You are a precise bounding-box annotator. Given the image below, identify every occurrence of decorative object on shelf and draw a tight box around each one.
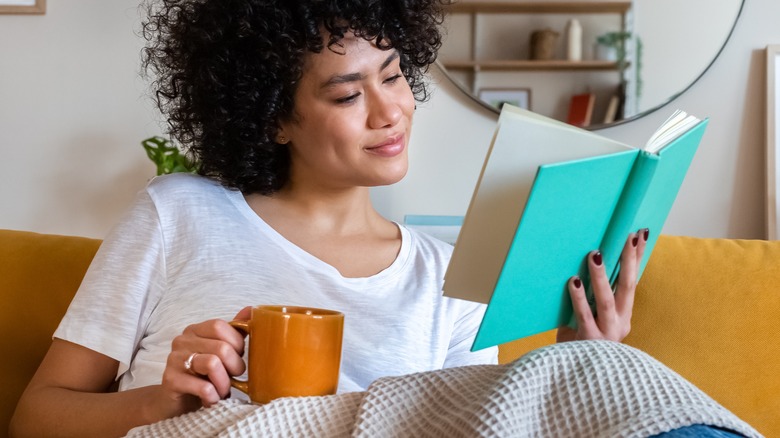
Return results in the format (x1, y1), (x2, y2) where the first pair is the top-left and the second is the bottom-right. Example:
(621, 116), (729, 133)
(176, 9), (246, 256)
(594, 31), (643, 101)
(566, 19), (583, 61)
(595, 31), (631, 64)
(142, 136), (199, 175)
(0, 0), (45, 14)
(478, 88), (532, 111)
(530, 28), (559, 60)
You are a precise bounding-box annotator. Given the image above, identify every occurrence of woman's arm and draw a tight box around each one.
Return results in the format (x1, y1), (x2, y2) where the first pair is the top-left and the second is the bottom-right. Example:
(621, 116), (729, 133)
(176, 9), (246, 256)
(11, 339), (169, 438)
(11, 312), (248, 438)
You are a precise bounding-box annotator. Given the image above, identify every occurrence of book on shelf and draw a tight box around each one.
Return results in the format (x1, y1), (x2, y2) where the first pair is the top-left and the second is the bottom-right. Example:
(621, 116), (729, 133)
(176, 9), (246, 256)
(566, 93), (595, 127)
(603, 95), (620, 124)
(443, 105), (708, 351)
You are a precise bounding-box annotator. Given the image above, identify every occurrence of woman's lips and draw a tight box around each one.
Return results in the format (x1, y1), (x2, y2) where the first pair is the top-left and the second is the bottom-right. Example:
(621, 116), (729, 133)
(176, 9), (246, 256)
(366, 135), (405, 157)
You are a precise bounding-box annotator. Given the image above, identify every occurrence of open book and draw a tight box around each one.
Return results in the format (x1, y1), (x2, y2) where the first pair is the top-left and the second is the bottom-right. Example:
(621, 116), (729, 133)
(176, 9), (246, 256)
(443, 106), (708, 351)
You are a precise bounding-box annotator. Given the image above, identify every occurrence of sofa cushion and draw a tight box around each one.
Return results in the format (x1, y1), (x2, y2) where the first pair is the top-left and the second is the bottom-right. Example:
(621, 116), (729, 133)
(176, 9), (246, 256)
(0, 229), (101, 434)
(498, 235), (780, 437)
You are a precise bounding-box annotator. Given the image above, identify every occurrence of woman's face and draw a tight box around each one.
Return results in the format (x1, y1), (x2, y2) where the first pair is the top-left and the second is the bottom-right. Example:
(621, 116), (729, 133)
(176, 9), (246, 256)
(278, 33), (416, 192)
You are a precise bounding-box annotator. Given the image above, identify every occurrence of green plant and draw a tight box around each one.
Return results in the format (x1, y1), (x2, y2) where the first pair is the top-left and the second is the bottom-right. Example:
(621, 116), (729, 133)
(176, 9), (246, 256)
(596, 31), (632, 65)
(596, 31), (643, 100)
(142, 136), (199, 176)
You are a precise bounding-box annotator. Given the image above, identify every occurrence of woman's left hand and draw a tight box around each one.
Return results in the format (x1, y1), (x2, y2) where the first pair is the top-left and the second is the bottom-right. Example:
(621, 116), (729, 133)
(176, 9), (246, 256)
(556, 229), (648, 343)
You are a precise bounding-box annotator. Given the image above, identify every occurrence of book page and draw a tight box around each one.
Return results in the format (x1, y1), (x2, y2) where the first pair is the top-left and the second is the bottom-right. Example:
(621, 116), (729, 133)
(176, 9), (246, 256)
(645, 110), (702, 153)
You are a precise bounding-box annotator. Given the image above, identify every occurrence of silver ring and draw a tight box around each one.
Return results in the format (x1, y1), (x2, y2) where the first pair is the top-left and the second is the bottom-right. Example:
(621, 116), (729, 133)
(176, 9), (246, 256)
(184, 352), (199, 373)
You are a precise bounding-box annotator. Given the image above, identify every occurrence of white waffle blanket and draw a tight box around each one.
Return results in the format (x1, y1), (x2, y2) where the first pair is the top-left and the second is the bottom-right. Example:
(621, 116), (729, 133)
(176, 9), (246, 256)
(125, 341), (762, 438)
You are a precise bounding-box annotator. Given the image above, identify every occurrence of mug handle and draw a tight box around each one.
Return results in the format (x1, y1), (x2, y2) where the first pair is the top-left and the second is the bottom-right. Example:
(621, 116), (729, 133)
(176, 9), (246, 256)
(228, 319), (250, 395)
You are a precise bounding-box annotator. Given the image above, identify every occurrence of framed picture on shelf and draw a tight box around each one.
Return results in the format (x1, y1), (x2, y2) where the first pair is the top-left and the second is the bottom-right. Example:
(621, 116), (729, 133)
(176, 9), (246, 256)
(0, 0), (45, 14)
(478, 88), (531, 111)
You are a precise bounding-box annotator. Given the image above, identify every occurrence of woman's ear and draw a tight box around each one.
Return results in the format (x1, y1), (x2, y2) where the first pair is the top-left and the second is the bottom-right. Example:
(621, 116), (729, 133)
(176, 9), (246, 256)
(275, 128), (290, 145)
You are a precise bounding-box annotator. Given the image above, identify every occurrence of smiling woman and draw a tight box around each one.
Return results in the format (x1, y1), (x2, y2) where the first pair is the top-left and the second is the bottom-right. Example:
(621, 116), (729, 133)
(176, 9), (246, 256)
(273, 40), (415, 191)
(9, 1), (748, 437)
(9, 1), (505, 436)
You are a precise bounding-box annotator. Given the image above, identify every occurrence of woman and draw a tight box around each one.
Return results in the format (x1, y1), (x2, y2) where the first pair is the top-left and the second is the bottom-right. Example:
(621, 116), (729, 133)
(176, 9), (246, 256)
(10, 0), (644, 436)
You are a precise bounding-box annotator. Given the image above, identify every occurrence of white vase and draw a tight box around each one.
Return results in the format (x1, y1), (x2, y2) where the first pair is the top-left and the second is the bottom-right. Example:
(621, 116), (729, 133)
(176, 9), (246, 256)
(566, 19), (582, 61)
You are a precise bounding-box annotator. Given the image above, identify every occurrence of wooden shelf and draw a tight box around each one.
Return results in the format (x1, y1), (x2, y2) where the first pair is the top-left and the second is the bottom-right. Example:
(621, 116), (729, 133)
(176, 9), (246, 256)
(442, 60), (623, 71)
(449, 1), (632, 15)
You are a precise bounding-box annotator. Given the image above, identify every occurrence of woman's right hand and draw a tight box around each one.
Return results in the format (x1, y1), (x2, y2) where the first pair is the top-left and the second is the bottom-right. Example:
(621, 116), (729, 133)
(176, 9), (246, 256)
(157, 307), (251, 415)
(11, 308), (253, 437)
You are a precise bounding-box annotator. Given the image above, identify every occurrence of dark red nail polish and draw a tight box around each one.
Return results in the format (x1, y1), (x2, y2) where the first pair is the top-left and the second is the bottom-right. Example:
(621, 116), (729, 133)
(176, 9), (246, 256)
(592, 251), (602, 266)
(632, 236), (639, 247)
(643, 228), (649, 241)
(573, 277), (582, 288)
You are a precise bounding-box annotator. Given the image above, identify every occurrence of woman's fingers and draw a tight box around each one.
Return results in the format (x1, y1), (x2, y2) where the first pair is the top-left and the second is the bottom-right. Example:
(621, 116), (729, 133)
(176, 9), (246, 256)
(615, 228), (648, 317)
(587, 250), (616, 325)
(614, 232), (639, 317)
(165, 318), (248, 404)
(184, 319), (246, 355)
(180, 350), (236, 404)
(233, 306), (252, 321)
(567, 275), (597, 334)
(162, 351), (222, 406)
(562, 231), (647, 343)
(174, 335), (246, 377)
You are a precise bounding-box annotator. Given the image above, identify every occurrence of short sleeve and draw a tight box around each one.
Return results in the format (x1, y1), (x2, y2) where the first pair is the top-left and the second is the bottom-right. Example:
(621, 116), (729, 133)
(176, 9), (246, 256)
(443, 300), (499, 368)
(53, 188), (167, 378)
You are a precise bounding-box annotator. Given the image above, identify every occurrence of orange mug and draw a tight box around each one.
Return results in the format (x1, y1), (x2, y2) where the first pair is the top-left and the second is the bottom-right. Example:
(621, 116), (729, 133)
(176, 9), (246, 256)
(229, 305), (344, 404)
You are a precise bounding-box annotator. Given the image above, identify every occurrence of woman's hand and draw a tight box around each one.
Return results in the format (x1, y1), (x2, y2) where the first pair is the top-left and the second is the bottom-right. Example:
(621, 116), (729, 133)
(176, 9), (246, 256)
(157, 307), (251, 415)
(557, 229), (648, 343)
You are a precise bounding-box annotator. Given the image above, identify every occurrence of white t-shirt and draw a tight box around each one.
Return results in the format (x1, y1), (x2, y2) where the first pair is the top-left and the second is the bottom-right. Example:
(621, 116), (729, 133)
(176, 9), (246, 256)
(55, 174), (497, 394)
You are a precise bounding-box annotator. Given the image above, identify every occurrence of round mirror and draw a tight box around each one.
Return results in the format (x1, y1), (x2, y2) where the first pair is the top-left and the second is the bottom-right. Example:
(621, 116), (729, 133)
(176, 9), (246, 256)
(437, 0), (744, 129)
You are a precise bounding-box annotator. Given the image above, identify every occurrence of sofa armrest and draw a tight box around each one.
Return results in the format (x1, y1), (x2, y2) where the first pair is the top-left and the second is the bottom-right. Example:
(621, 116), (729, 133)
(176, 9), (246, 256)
(0, 229), (101, 434)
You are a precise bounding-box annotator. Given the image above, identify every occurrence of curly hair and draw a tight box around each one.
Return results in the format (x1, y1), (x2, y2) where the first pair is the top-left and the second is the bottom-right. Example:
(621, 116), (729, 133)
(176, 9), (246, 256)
(141, 0), (448, 195)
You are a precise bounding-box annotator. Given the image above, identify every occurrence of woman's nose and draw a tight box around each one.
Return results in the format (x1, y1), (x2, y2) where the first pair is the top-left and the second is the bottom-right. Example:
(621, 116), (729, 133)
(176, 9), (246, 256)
(367, 92), (403, 129)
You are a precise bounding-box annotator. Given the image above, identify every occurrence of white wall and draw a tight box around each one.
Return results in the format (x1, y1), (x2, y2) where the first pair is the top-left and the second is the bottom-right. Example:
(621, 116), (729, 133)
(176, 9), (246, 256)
(1, 0), (777, 240)
(0, 0), (160, 238)
(635, 0), (742, 118)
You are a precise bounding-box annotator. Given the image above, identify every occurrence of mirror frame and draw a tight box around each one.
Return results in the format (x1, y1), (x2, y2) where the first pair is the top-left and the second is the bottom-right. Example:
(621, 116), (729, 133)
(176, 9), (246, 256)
(436, 0), (745, 130)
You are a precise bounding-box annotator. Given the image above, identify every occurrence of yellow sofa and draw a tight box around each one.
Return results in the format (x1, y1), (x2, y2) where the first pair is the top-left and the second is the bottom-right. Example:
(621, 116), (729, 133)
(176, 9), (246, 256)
(2, 229), (778, 436)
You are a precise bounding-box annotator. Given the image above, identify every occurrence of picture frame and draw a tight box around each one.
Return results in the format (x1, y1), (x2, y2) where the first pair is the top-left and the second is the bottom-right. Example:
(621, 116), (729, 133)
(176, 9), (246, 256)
(0, 0), (45, 14)
(767, 45), (780, 240)
(478, 88), (532, 111)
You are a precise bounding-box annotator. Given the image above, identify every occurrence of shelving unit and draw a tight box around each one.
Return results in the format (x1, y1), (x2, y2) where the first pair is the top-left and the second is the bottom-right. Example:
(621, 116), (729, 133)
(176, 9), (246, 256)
(443, 59), (621, 71)
(439, 0), (635, 123)
(449, 1), (630, 15)
(442, 1), (632, 73)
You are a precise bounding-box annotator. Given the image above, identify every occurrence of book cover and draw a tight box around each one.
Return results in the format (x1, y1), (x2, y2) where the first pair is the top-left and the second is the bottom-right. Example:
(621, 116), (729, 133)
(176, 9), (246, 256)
(566, 93), (595, 127)
(443, 106), (708, 351)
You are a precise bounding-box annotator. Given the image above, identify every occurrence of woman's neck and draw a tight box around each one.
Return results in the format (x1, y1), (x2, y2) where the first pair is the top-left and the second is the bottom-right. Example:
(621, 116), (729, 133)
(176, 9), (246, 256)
(244, 187), (402, 278)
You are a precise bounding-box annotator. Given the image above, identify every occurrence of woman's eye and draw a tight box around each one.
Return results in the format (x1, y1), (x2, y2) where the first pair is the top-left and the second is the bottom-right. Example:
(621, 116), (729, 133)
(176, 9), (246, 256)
(335, 93), (360, 104)
(384, 74), (403, 84)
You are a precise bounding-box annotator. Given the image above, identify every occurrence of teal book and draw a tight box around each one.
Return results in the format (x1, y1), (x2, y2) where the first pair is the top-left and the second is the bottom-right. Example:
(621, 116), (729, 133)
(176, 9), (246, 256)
(442, 106), (708, 351)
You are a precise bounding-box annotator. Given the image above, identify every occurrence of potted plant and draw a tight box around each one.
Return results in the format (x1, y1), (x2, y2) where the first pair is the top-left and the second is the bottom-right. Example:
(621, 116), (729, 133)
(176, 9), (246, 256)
(595, 31), (632, 65)
(595, 31), (643, 100)
(142, 136), (199, 175)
